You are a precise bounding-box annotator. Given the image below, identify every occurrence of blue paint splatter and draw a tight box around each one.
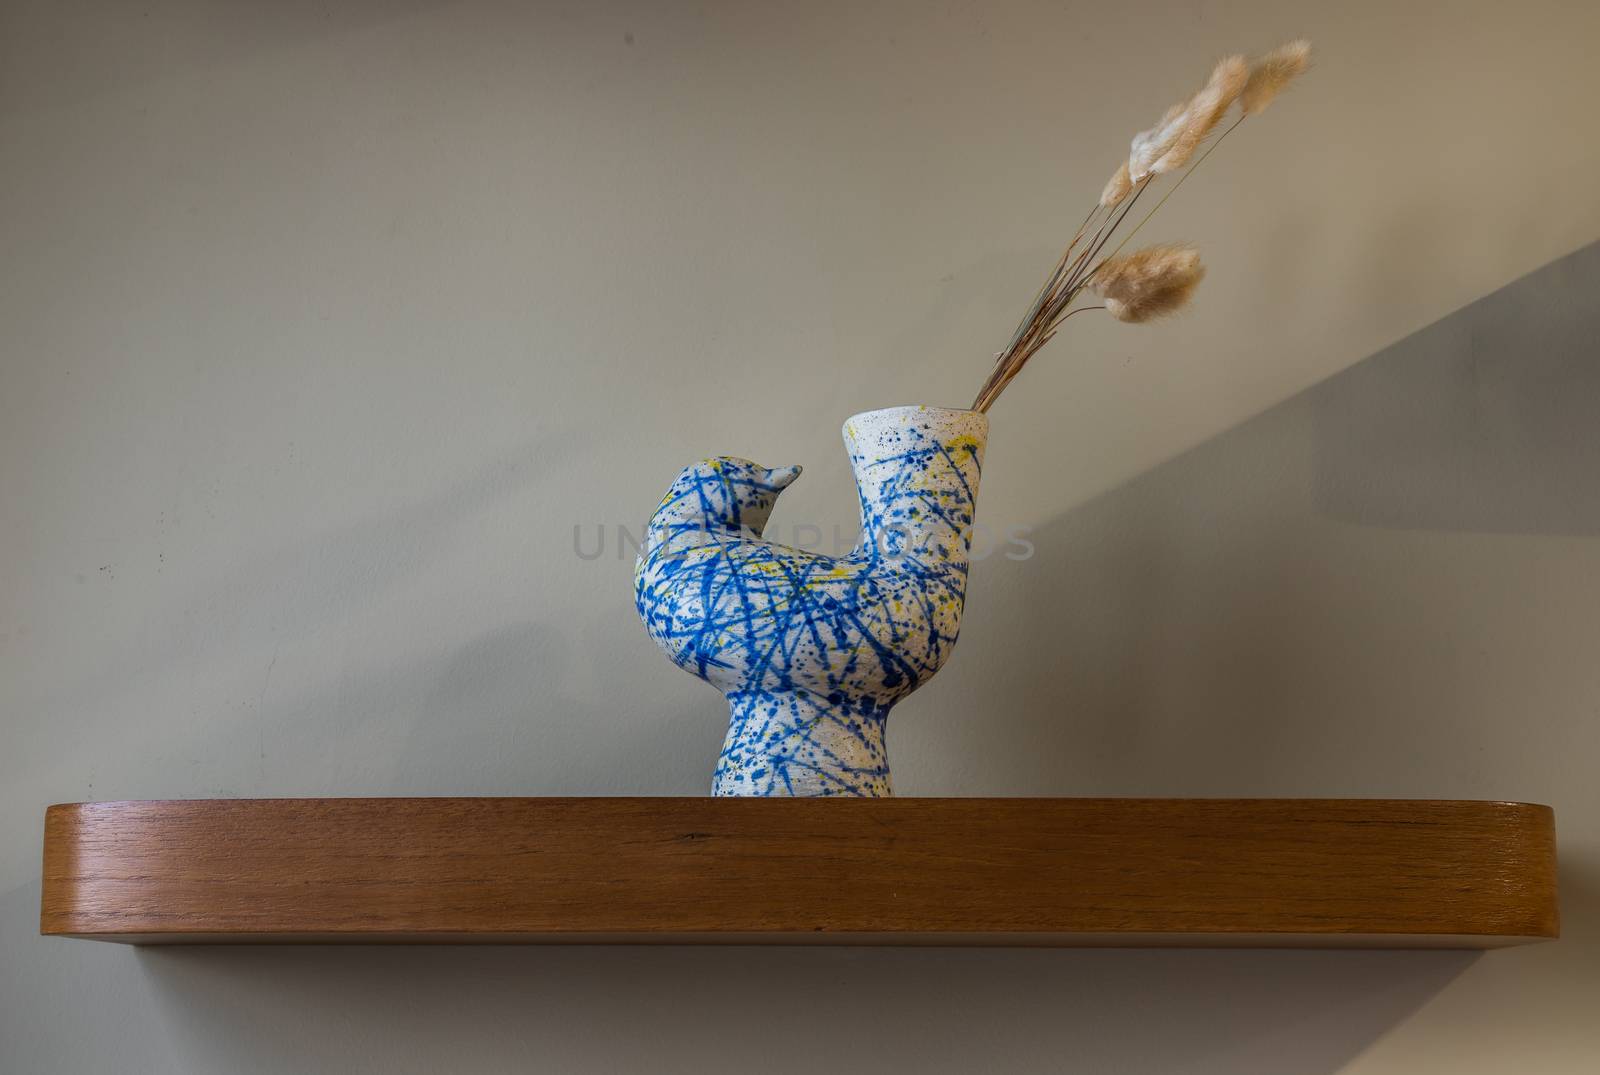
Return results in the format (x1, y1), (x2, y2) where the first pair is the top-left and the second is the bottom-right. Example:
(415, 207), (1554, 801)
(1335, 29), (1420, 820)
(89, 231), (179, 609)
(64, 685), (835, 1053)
(635, 407), (987, 796)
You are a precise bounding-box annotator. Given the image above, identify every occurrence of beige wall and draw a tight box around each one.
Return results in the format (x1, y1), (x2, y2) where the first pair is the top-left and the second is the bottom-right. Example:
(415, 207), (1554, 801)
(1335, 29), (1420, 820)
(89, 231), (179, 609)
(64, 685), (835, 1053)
(4, 1), (1599, 1071)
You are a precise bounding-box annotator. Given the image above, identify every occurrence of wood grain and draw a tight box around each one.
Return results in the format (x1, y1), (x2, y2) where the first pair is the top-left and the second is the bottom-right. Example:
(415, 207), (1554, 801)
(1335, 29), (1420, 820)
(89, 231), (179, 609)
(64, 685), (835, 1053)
(39, 797), (1558, 946)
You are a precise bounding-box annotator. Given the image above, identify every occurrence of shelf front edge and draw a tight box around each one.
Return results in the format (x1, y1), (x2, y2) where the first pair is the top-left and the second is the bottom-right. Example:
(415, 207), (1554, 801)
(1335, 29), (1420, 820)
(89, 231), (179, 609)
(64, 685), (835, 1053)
(41, 797), (1559, 947)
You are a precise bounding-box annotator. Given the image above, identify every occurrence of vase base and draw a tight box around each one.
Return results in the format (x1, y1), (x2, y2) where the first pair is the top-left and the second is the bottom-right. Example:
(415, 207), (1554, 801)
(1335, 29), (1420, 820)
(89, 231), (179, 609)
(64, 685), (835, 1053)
(713, 690), (892, 797)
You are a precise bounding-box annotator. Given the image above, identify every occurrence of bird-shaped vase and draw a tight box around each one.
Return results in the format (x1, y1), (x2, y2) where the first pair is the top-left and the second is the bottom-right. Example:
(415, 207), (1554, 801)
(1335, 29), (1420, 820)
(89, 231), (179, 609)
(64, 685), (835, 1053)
(635, 405), (987, 796)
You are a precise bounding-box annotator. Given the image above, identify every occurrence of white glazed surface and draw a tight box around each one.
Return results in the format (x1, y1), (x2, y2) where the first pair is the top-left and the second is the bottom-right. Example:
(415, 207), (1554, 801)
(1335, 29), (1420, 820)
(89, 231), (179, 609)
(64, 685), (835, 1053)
(636, 406), (987, 794)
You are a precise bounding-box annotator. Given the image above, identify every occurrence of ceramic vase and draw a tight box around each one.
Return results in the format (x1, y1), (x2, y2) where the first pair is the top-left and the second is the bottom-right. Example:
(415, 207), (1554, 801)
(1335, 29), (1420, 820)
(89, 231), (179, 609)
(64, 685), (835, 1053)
(635, 405), (987, 796)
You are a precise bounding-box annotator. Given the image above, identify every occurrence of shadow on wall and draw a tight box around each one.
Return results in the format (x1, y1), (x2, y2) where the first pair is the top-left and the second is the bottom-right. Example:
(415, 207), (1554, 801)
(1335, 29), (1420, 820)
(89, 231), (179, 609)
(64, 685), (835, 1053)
(930, 239), (1600, 800)
(131, 942), (1475, 1075)
(1311, 240), (1600, 534)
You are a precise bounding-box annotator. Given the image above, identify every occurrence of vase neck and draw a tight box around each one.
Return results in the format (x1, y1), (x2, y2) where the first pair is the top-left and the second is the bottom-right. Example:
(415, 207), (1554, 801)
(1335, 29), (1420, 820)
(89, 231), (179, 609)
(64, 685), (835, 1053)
(843, 406), (987, 561)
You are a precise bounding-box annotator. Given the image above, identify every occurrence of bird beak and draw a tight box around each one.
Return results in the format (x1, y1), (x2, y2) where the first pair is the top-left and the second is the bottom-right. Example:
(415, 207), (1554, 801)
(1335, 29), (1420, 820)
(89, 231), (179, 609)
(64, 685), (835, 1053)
(765, 465), (802, 490)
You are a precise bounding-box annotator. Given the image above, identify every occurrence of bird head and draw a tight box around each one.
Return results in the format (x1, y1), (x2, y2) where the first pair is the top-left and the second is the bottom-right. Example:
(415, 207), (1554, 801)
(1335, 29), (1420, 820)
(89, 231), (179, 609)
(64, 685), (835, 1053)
(656, 456), (802, 539)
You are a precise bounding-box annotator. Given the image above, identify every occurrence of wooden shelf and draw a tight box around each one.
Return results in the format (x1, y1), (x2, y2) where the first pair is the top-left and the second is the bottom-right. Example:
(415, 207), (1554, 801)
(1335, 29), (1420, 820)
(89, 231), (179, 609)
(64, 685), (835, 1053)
(40, 797), (1557, 947)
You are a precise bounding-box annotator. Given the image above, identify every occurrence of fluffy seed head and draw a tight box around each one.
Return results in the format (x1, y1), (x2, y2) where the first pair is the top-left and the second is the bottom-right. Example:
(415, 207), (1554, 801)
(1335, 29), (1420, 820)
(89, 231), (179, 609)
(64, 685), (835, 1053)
(1241, 39), (1312, 115)
(1100, 161), (1132, 207)
(1091, 243), (1206, 322)
(1128, 101), (1190, 182)
(1151, 55), (1249, 175)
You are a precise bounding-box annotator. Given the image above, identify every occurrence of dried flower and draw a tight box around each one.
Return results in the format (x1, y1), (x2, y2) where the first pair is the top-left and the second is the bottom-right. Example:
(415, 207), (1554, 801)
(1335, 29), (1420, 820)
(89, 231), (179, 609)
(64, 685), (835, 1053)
(971, 40), (1311, 412)
(1100, 161), (1132, 207)
(1128, 102), (1190, 183)
(1241, 39), (1312, 115)
(1150, 56), (1248, 176)
(1090, 243), (1206, 322)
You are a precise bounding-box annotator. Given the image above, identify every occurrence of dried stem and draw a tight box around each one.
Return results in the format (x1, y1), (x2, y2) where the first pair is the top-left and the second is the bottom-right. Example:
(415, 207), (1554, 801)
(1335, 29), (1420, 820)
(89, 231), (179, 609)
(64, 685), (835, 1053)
(970, 179), (1150, 413)
(974, 305), (1105, 413)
